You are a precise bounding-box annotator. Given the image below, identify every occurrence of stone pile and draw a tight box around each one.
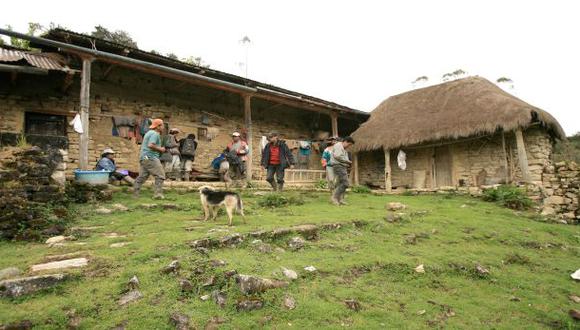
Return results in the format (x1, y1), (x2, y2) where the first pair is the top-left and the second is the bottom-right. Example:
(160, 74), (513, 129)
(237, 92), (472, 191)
(540, 161), (579, 223)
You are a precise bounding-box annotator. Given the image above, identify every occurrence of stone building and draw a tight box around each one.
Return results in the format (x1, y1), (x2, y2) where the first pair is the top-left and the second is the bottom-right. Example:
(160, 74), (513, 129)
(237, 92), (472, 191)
(350, 77), (566, 192)
(0, 29), (368, 184)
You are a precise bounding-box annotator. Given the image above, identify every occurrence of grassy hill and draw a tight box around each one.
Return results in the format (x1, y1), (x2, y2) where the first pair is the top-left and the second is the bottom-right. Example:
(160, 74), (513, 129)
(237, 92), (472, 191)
(1, 190), (579, 329)
(554, 133), (580, 163)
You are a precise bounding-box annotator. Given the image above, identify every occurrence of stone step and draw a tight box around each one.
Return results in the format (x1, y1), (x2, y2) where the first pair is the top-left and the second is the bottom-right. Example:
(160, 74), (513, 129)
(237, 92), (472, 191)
(31, 258), (88, 272)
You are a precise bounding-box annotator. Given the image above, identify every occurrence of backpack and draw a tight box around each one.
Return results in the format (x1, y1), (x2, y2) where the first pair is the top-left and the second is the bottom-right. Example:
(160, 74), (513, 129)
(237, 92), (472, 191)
(180, 138), (197, 157)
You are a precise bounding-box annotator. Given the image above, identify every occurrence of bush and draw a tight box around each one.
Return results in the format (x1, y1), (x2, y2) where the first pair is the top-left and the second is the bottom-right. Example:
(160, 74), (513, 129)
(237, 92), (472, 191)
(315, 180), (328, 189)
(351, 185), (371, 194)
(482, 185), (532, 210)
(257, 194), (305, 208)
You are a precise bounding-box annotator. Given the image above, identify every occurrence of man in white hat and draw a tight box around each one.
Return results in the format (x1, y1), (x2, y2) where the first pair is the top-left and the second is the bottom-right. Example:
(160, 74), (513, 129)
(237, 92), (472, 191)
(95, 148), (134, 184)
(225, 131), (249, 178)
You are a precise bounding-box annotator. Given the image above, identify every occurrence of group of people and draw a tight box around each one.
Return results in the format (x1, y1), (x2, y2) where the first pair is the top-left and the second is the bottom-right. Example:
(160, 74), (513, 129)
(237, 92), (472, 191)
(97, 117), (356, 203)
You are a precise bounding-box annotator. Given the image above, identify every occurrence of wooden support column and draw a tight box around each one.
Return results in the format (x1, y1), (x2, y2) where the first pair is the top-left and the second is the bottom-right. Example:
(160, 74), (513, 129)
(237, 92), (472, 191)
(330, 112), (338, 137)
(384, 148), (392, 192)
(353, 152), (359, 186)
(515, 128), (531, 183)
(79, 57), (93, 170)
(244, 94), (253, 182)
(501, 131), (510, 183)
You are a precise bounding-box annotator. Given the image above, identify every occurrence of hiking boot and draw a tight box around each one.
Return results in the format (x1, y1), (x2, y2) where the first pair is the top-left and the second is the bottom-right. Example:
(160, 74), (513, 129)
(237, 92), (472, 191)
(269, 181), (277, 191)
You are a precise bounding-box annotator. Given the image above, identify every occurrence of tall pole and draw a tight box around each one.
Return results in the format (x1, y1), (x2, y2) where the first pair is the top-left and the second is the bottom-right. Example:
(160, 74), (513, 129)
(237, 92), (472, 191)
(515, 129), (531, 183)
(330, 112), (338, 137)
(79, 57), (93, 170)
(244, 94), (253, 182)
(384, 148), (392, 192)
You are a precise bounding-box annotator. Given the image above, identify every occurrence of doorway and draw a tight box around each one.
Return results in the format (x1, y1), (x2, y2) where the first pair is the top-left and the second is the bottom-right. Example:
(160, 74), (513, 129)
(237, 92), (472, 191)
(433, 146), (452, 187)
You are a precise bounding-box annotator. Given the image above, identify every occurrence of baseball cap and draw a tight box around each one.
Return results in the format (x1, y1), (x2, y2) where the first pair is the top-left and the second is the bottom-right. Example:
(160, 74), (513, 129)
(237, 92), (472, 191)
(149, 119), (164, 129)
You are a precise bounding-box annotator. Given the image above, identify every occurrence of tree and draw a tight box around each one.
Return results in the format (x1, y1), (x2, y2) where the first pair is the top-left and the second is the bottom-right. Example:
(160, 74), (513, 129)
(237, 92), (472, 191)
(496, 77), (514, 89)
(5, 23), (44, 49)
(91, 25), (138, 48)
(182, 56), (210, 68)
(411, 76), (429, 88)
(166, 53), (179, 60)
(442, 69), (468, 81)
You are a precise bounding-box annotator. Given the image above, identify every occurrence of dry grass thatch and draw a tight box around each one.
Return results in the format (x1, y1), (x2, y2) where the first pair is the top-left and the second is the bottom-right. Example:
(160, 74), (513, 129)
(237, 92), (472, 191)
(352, 77), (565, 152)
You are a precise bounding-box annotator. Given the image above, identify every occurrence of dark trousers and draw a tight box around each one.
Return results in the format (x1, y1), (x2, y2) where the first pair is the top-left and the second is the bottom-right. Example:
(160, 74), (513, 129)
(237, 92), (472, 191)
(333, 164), (349, 201)
(266, 165), (285, 184)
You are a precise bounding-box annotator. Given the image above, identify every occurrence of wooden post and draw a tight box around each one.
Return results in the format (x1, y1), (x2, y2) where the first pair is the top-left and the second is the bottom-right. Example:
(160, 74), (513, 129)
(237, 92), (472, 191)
(79, 57), (93, 170)
(244, 94), (253, 182)
(330, 112), (338, 137)
(515, 128), (531, 183)
(353, 152), (359, 186)
(501, 131), (510, 183)
(384, 148), (392, 193)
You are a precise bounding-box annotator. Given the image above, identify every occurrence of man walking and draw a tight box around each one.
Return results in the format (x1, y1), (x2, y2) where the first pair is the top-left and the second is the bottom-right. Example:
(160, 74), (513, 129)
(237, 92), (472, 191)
(179, 133), (198, 181)
(330, 136), (355, 205)
(261, 132), (295, 191)
(133, 119), (166, 199)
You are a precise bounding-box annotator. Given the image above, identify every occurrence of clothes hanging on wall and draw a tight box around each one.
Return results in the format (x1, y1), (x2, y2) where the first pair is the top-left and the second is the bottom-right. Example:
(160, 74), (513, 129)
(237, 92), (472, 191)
(397, 150), (407, 170)
(69, 114), (83, 134)
(297, 140), (312, 169)
(112, 116), (137, 140)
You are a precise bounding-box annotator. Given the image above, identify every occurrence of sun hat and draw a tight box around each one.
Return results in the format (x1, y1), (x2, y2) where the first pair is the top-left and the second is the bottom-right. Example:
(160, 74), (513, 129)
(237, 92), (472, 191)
(102, 148), (115, 155)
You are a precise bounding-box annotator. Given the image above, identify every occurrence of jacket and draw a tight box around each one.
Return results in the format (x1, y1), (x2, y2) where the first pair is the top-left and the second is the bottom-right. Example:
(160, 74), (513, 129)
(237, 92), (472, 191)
(96, 157), (116, 172)
(330, 142), (351, 167)
(261, 141), (295, 169)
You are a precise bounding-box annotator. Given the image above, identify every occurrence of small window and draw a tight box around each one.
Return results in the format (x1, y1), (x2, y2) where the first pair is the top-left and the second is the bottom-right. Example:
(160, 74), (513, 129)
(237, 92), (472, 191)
(198, 127), (208, 141)
(25, 112), (66, 136)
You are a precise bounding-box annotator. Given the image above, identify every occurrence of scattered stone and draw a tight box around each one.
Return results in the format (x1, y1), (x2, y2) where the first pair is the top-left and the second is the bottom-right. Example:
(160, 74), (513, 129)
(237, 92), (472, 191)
(236, 298), (264, 311)
(169, 313), (190, 330)
(259, 315), (273, 326)
(509, 296), (521, 302)
(292, 224), (319, 240)
(288, 236), (305, 250)
(111, 203), (129, 212)
(43, 252), (84, 263)
(224, 269), (238, 278)
(283, 295), (296, 310)
(212, 290), (227, 308)
(180, 279), (193, 293)
(104, 232), (127, 238)
(161, 260), (181, 274)
(414, 264), (425, 274)
(571, 269), (580, 280)
(475, 264), (490, 276)
(110, 320), (128, 330)
(220, 233), (243, 246)
(118, 290), (143, 306)
(344, 299), (361, 311)
(0, 267), (21, 280)
(570, 309), (580, 321)
(417, 310), (426, 316)
(235, 274), (288, 295)
(304, 266), (317, 273)
(0, 274), (67, 297)
(387, 202), (406, 211)
(195, 247), (210, 256)
(140, 203), (158, 209)
(95, 207), (112, 215)
(31, 258), (88, 272)
(200, 294), (211, 301)
(275, 247), (286, 253)
(110, 242), (131, 248)
(66, 310), (82, 329)
(203, 276), (216, 287)
(204, 316), (226, 330)
(210, 260), (227, 267)
(128, 275), (140, 290)
(570, 295), (580, 303)
(251, 239), (262, 244)
(281, 267), (298, 280)
(0, 320), (33, 330)
(255, 243), (273, 254)
(45, 235), (68, 245)
(162, 203), (179, 210)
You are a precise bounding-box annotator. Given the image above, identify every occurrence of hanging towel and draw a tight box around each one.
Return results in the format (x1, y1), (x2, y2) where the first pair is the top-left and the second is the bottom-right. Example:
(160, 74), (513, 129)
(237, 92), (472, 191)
(397, 150), (407, 170)
(260, 136), (268, 151)
(69, 114), (83, 134)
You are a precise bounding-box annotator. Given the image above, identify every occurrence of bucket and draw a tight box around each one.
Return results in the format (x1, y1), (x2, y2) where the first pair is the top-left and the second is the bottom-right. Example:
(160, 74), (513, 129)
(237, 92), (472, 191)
(74, 170), (111, 185)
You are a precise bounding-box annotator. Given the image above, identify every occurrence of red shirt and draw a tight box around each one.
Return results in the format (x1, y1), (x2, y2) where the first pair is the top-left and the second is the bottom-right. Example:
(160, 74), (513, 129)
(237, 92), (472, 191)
(269, 145), (281, 165)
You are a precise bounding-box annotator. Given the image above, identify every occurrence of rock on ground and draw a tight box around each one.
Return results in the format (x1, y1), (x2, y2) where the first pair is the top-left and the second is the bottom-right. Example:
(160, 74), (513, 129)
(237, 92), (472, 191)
(0, 274), (67, 297)
(118, 290), (143, 306)
(169, 313), (190, 330)
(236, 298), (264, 311)
(283, 295), (296, 310)
(414, 264), (425, 273)
(31, 258), (88, 272)
(288, 237), (305, 250)
(95, 207), (112, 215)
(344, 299), (361, 311)
(387, 202), (407, 211)
(0, 319), (33, 329)
(304, 266), (317, 273)
(111, 203), (129, 212)
(281, 267), (298, 280)
(0, 267), (21, 281)
(180, 279), (193, 293)
(235, 274), (288, 295)
(128, 275), (140, 290)
(571, 269), (580, 280)
(161, 260), (181, 274)
(212, 290), (227, 308)
(110, 242), (131, 248)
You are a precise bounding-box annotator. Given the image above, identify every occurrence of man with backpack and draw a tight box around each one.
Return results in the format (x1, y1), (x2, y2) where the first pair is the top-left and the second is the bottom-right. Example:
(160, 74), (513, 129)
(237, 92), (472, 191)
(179, 133), (198, 181)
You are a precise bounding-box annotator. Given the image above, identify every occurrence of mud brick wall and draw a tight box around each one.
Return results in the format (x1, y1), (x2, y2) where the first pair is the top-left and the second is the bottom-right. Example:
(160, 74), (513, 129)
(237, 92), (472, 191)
(540, 161), (579, 223)
(0, 65), (359, 178)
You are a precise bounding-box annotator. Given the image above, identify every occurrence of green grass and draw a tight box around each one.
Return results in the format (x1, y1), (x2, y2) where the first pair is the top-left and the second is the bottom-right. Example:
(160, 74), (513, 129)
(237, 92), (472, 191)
(1, 190), (579, 329)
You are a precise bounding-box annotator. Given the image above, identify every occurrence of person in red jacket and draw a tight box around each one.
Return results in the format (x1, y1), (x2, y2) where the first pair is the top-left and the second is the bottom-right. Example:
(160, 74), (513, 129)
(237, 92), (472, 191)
(260, 132), (295, 191)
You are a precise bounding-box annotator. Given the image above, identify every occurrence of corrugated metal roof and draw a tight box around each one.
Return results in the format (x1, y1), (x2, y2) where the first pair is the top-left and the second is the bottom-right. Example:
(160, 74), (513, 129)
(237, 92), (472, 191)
(0, 48), (68, 71)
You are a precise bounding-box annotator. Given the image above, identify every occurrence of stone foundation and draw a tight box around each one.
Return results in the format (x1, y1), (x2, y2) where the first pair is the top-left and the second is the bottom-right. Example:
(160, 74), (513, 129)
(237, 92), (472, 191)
(539, 161), (579, 223)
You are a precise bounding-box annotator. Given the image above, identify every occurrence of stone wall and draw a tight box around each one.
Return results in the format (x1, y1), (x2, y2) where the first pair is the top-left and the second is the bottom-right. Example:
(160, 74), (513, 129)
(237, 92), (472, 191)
(540, 161), (579, 223)
(356, 127), (555, 190)
(0, 66), (359, 179)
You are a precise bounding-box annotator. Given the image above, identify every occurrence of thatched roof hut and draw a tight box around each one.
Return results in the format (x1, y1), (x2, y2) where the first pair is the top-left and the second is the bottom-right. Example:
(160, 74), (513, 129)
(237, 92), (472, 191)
(352, 77), (565, 152)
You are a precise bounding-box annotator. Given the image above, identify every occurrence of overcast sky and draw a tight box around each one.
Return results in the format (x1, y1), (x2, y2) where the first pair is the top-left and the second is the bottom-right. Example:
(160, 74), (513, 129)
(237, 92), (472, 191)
(3, 0), (579, 135)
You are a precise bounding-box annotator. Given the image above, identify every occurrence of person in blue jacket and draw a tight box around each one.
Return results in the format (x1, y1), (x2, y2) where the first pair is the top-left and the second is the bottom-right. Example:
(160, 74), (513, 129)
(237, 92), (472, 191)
(96, 148), (134, 184)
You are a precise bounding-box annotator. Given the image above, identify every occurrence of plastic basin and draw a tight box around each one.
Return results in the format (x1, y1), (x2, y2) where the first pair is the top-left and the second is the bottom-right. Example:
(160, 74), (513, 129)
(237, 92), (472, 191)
(74, 170), (111, 185)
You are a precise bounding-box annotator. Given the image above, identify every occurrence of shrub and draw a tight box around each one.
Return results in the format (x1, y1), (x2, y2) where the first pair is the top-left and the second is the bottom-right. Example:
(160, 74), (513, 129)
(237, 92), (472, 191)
(482, 185), (532, 210)
(315, 180), (327, 189)
(351, 185), (371, 194)
(257, 193), (305, 208)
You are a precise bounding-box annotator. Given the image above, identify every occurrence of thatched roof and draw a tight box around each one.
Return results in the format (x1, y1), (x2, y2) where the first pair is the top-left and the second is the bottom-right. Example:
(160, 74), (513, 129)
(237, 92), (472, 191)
(352, 77), (565, 152)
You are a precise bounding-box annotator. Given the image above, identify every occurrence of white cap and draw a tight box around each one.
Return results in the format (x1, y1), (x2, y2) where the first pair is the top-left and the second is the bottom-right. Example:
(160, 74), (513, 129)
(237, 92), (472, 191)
(232, 132), (241, 137)
(102, 148), (115, 155)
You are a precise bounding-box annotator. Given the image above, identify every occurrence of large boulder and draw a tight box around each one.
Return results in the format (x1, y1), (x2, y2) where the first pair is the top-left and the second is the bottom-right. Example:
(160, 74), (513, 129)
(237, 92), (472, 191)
(0, 274), (67, 297)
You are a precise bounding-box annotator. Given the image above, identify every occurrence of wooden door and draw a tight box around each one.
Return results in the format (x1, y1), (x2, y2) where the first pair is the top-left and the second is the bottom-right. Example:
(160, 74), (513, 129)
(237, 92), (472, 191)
(434, 146), (452, 187)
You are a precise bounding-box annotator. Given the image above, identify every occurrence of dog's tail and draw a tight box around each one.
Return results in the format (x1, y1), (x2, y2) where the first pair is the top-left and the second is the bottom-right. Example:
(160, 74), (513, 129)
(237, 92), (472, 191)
(237, 194), (245, 217)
